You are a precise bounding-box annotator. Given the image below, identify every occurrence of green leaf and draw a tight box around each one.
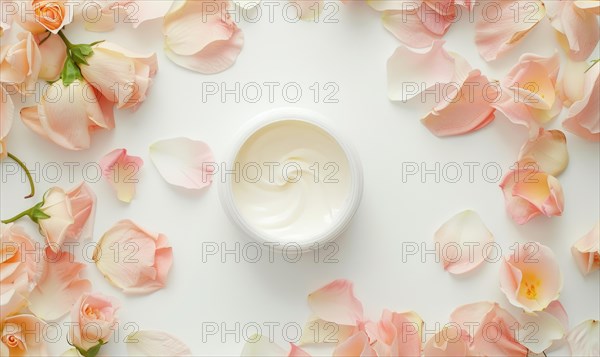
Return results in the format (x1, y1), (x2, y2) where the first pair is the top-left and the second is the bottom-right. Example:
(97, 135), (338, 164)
(61, 57), (82, 86)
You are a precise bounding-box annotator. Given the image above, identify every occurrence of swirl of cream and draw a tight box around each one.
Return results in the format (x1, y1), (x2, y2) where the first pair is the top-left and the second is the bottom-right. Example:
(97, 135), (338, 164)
(232, 120), (351, 242)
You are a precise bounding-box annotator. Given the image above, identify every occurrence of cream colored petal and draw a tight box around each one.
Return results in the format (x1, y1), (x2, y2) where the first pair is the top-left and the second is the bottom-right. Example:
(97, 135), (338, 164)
(387, 40), (456, 102)
(433, 210), (494, 274)
(518, 129), (569, 176)
(126, 330), (191, 356)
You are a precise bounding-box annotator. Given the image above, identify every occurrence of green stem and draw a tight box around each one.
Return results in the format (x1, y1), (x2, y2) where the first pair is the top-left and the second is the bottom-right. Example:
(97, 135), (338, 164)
(1, 207), (33, 224)
(38, 31), (52, 46)
(57, 30), (74, 49)
(7, 152), (35, 199)
(585, 59), (599, 73)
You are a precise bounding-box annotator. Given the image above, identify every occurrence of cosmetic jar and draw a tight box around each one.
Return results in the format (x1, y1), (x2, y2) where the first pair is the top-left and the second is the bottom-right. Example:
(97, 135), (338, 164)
(219, 108), (363, 250)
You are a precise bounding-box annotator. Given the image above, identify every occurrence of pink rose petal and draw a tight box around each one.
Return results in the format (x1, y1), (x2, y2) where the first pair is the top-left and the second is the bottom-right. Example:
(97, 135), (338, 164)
(549, 1), (600, 61)
(567, 320), (599, 356)
(433, 210), (494, 275)
(163, 0), (244, 74)
(388, 40), (456, 102)
(332, 331), (376, 357)
(94, 220), (173, 294)
(475, 0), (546, 61)
(100, 149), (143, 203)
(149, 137), (215, 190)
(28, 247), (92, 321)
(422, 70), (496, 136)
(563, 64), (600, 141)
(518, 129), (569, 176)
(307, 279), (364, 326)
(571, 221), (600, 275)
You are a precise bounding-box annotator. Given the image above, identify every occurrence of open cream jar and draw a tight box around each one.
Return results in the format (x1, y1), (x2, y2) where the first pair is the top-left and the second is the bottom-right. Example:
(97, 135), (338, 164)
(219, 108), (363, 249)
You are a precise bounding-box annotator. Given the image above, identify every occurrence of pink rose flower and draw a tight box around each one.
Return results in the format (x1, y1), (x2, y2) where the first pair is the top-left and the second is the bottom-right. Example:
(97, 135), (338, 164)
(0, 32), (41, 93)
(20, 79), (114, 150)
(80, 42), (157, 110)
(69, 292), (119, 352)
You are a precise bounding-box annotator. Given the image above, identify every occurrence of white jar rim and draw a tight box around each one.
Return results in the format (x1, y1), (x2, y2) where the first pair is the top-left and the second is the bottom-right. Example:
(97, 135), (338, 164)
(218, 107), (364, 251)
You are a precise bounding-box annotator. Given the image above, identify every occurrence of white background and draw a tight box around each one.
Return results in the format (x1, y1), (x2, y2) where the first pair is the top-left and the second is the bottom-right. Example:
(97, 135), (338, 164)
(1, 1), (599, 356)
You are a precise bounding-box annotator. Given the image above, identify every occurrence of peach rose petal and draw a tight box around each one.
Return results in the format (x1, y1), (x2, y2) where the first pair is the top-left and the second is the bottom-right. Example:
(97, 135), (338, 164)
(289, 0), (323, 21)
(36, 33), (66, 81)
(126, 330), (192, 356)
(567, 320), (599, 356)
(388, 40), (456, 102)
(558, 58), (588, 107)
(383, 9), (442, 49)
(100, 149), (143, 203)
(549, 1), (600, 61)
(84, 0), (173, 31)
(423, 326), (469, 357)
(500, 168), (564, 224)
(64, 182), (96, 243)
(365, 310), (423, 356)
(493, 53), (562, 139)
(475, 0), (546, 61)
(0, 223), (40, 321)
(80, 42), (158, 110)
(300, 317), (355, 345)
(451, 301), (528, 356)
(518, 129), (569, 176)
(241, 334), (287, 356)
(20, 79), (114, 150)
(563, 64), (599, 141)
(288, 344), (311, 357)
(333, 331), (376, 357)
(0, 32), (42, 93)
(163, 0), (244, 74)
(367, 0), (406, 11)
(94, 220), (173, 294)
(545, 300), (570, 332)
(422, 70), (496, 136)
(500, 242), (563, 312)
(517, 308), (566, 353)
(28, 247), (92, 321)
(0, 86), (14, 157)
(241, 334), (309, 356)
(132, 0), (174, 27)
(234, 1), (261, 10)
(575, 1), (600, 13)
(149, 137), (215, 190)
(38, 187), (75, 249)
(572, 221), (600, 275)
(433, 210), (494, 274)
(307, 279), (364, 326)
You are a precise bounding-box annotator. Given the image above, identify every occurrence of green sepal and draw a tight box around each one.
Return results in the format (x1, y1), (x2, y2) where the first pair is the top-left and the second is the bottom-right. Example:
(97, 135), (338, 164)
(61, 56), (82, 86)
(75, 340), (105, 357)
(29, 202), (50, 223)
(70, 44), (94, 65)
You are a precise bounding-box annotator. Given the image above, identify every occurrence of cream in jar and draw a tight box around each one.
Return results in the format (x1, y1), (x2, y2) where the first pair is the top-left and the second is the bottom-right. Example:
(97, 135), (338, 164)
(231, 119), (351, 243)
